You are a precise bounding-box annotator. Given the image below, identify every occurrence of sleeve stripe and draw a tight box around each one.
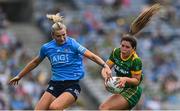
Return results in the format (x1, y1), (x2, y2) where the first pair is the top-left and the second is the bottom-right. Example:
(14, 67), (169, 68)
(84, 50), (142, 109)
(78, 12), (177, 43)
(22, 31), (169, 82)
(131, 70), (142, 75)
(107, 60), (114, 65)
(78, 46), (85, 52)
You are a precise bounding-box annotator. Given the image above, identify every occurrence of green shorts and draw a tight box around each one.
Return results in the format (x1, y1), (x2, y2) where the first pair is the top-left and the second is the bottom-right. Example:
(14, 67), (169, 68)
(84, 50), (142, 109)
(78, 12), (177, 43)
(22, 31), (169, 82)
(120, 86), (142, 109)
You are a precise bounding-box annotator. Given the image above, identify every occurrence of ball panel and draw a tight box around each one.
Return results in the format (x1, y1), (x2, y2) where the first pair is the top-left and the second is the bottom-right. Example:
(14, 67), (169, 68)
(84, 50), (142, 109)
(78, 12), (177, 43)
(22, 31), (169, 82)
(106, 77), (123, 93)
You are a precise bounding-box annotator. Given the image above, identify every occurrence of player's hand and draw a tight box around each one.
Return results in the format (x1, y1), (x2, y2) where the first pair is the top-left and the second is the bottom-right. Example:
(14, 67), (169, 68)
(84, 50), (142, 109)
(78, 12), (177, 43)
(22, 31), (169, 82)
(8, 76), (21, 85)
(115, 77), (127, 88)
(101, 65), (112, 83)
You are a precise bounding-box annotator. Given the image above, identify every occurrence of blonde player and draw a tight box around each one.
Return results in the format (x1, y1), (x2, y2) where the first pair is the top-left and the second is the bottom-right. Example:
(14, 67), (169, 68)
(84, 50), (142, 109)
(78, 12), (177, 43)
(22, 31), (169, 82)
(9, 13), (112, 110)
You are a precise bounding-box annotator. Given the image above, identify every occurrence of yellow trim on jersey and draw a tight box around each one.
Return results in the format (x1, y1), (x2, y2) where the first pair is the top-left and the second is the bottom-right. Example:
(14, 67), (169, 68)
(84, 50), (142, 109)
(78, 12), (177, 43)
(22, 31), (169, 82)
(132, 52), (139, 61)
(107, 60), (114, 66)
(131, 70), (142, 75)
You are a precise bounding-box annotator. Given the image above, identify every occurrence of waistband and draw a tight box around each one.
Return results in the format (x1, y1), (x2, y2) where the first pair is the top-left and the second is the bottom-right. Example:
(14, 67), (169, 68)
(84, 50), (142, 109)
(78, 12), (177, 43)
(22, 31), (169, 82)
(49, 80), (79, 84)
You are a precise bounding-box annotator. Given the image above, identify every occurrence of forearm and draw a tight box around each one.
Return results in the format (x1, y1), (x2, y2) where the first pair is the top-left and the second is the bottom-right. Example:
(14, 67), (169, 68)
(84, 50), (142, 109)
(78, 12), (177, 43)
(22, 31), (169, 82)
(18, 62), (38, 78)
(124, 77), (140, 86)
(18, 57), (41, 79)
(90, 54), (106, 67)
(83, 50), (108, 68)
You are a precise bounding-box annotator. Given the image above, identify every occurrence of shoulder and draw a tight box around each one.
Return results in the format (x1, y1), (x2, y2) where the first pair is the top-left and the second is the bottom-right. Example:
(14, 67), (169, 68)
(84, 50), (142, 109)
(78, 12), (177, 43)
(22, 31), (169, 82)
(112, 48), (120, 55)
(114, 48), (120, 52)
(65, 36), (75, 44)
(67, 36), (75, 41)
(66, 36), (82, 46)
(109, 48), (120, 60)
(132, 53), (142, 63)
(42, 40), (55, 48)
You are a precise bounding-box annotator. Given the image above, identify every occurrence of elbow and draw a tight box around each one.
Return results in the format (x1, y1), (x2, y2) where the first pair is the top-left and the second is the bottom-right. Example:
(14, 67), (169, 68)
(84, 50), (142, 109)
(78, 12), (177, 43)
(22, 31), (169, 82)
(134, 82), (140, 86)
(134, 79), (140, 86)
(129, 78), (140, 86)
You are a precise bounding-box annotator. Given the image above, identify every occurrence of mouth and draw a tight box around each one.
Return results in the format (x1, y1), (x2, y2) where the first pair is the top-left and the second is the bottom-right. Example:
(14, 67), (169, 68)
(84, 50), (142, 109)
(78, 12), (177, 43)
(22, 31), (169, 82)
(121, 50), (127, 53)
(59, 37), (66, 42)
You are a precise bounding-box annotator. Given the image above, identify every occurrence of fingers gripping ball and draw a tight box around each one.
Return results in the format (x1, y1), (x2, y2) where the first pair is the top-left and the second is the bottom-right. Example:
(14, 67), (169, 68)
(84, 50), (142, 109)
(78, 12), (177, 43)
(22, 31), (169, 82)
(106, 77), (123, 94)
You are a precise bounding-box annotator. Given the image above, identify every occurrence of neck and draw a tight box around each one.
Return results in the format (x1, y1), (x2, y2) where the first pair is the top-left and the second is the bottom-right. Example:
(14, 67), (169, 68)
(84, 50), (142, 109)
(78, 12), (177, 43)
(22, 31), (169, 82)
(55, 40), (65, 45)
(121, 51), (135, 61)
(121, 53), (128, 59)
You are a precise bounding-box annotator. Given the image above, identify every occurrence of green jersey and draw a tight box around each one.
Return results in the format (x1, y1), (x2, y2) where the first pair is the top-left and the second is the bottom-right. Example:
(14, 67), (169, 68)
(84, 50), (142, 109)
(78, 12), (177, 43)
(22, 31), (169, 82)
(109, 48), (142, 83)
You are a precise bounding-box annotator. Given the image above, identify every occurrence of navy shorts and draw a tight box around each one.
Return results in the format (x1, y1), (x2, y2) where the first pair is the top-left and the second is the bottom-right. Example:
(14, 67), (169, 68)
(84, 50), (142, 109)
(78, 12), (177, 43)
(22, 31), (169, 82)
(46, 80), (81, 100)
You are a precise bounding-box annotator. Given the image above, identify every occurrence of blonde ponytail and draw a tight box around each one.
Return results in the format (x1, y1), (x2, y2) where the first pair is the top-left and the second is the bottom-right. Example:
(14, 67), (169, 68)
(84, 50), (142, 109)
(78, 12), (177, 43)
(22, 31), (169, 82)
(46, 13), (66, 32)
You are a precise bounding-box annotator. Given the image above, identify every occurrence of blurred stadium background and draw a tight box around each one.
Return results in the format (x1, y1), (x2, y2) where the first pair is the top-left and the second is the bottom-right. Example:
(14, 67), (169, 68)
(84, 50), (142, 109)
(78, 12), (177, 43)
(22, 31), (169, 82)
(0, 0), (180, 110)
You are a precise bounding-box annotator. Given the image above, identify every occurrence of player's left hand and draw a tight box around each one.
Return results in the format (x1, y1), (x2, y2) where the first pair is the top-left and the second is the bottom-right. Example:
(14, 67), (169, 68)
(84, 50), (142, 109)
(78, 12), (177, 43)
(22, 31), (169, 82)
(115, 77), (127, 88)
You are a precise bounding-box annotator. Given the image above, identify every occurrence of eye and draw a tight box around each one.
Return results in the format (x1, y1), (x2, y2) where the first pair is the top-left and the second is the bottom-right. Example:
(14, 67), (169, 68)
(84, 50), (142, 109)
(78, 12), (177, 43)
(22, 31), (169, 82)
(60, 34), (66, 37)
(62, 34), (66, 37)
(56, 33), (66, 38)
(121, 44), (130, 48)
(125, 46), (130, 48)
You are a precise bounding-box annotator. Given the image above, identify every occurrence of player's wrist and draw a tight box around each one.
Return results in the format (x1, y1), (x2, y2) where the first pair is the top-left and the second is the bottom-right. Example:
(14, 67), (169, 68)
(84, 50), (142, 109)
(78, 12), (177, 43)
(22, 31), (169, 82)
(101, 63), (106, 68)
(16, 75), (22, 79)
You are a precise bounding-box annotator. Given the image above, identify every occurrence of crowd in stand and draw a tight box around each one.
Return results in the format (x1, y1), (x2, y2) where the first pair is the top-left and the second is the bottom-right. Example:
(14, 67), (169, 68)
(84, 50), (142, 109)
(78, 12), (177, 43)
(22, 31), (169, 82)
(0, 5), (49, 110)
(1, 0), (180, 110)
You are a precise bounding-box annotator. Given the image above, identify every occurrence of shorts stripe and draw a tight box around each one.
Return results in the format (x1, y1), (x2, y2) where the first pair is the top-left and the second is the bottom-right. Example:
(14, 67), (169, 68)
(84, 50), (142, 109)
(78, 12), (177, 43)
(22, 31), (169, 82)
(120, 86), (142, 109)
(126, 87), (138, 100)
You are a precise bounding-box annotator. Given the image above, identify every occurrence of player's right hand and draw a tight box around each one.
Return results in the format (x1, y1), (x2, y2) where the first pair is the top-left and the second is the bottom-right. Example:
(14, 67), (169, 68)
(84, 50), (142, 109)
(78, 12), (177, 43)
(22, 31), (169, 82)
(101, 66), (112, 83)
(8, 76), (21, 85)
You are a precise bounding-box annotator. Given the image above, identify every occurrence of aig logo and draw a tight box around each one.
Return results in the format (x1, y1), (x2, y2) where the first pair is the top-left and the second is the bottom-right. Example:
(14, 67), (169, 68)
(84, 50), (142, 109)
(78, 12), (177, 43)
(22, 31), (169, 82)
(50, 54), (69, 65)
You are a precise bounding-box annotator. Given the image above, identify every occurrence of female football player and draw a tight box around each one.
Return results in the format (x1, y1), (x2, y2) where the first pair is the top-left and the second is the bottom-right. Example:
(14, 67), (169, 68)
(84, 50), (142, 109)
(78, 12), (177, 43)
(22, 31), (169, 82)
(9, 13), (112, 110)
(99, 3), (160, 110)
(100, 35), (143, 110)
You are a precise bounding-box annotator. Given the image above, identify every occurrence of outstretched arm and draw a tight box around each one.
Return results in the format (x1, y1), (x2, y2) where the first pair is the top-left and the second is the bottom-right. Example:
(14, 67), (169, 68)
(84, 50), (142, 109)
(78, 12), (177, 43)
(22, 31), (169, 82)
(83, 50), (112, 80)
(9, 56), (42, 85)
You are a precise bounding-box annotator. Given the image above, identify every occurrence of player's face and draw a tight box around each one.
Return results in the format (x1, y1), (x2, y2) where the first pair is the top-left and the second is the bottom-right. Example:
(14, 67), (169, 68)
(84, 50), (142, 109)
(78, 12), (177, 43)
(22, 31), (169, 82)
(53, 29), (67, 44)
(120, 40), (133, 56)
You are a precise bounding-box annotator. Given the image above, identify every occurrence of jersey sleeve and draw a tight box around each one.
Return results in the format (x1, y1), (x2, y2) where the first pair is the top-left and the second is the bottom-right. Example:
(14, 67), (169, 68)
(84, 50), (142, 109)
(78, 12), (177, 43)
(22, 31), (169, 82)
(71, 39), (87, 55)
(38, 45), (46, 60)
(131, 58), (142, 75)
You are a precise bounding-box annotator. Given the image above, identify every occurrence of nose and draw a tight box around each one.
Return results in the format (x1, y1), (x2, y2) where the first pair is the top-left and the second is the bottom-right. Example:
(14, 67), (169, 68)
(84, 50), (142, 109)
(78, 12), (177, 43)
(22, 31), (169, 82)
(121, 46), (127, 50)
